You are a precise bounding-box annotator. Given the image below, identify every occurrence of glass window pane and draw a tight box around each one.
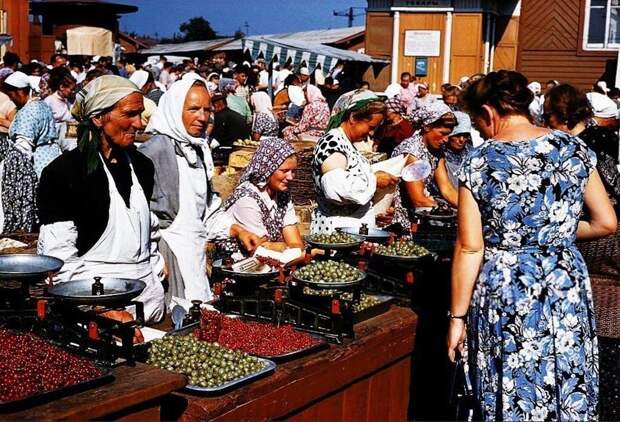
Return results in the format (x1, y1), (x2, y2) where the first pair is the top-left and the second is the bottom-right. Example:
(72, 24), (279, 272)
(612, 0), (620, 6)
(611, 7), (620, 43)
(592, 0), (607, 6)
(588, 7), (607, 44)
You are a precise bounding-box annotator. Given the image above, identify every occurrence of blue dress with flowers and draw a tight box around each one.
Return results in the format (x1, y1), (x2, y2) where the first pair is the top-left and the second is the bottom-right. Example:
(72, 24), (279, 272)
(459, 130), (598, 421)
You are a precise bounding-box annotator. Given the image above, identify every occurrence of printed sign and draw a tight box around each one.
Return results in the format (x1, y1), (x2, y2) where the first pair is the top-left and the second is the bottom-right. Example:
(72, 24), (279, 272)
(404, 30), (441, 57)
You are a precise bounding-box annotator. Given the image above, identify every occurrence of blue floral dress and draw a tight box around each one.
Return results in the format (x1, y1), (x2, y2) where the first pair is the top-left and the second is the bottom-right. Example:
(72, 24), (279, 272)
(459, 130), (599, 421)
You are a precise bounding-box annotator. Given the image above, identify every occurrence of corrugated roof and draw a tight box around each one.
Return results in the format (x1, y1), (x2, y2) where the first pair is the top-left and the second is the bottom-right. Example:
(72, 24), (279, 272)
(139, 38), (235, 55)
(214, 26), (365, 52)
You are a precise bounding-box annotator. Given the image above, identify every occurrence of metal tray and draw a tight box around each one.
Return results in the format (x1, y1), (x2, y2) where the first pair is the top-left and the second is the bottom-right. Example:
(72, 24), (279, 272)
(339, 227), (391, 243)
(184, 357), (276, 394)
(0, 363), (113, 412)
(372, 251), (434, 264)
(165, 320), (328, 363)
(213, 259), (279, 281)
(0, 254), (64, 281)
(304, 234), (365, 251)
(353, 294), (394, 324)
(291, 268), (366, 289)
(47, 278), (146, 304)
(415, 209), (457, 221)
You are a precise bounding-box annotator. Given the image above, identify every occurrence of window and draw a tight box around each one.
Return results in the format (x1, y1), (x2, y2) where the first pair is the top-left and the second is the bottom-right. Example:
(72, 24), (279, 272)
(585, 0), (620, 49)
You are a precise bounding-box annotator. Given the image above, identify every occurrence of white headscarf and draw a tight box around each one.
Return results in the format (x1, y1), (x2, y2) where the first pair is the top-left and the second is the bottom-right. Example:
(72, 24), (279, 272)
(4, 71), (35, 90)
(145, 73), (209, 166)
(250, 91), (273, 114)
(129, 70), (150, 90)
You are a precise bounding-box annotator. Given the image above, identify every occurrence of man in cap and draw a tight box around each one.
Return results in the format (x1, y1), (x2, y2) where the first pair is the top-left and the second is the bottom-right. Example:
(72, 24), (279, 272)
(37, 75), (165, 332)
(298, 67), (310, 87)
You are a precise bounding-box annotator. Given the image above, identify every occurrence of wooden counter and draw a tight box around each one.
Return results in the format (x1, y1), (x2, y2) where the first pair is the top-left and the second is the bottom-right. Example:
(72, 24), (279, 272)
(165, 306), (417, 421)
(3, 363), (186, 421)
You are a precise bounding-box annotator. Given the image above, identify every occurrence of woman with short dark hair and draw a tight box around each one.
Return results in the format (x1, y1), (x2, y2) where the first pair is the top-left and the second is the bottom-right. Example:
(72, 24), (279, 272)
(448, 70), (616, 420)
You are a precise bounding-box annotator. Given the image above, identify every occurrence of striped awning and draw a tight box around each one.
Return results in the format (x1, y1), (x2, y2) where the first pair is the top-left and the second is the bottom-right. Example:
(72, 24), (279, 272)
(242, 36), (387, 72)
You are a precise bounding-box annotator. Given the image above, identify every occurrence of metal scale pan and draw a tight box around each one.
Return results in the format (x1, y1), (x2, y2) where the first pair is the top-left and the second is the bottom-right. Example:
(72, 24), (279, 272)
(303, 234), (365, 252)
(212, 259), (280, 282)
(0, 254), (64, 282)
(47, 277), (146, 305)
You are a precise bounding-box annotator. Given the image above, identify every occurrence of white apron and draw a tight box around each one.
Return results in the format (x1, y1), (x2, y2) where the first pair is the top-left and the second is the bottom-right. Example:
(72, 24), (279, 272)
(62, 154), (164, 323)
(160, 156), (211, 302)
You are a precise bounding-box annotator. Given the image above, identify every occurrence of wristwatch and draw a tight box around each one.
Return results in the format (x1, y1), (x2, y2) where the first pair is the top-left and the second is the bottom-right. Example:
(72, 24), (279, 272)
(447, 310), (468, 321)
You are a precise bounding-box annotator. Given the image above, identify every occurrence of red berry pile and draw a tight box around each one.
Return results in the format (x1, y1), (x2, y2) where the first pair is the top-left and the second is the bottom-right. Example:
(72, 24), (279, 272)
(194, 311), (319, 357)
(0, 329), (102, 402)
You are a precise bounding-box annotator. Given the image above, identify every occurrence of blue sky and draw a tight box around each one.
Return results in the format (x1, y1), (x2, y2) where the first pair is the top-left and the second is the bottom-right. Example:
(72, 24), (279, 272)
(119, 0), (368, 38)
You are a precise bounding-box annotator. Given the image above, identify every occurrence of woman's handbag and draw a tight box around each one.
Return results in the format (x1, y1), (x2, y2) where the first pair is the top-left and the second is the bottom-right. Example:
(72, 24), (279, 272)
(448, 354), (479, 421)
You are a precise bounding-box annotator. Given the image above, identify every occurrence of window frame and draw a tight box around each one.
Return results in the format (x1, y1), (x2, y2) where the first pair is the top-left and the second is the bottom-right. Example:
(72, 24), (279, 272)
(583, 0), (620, 50)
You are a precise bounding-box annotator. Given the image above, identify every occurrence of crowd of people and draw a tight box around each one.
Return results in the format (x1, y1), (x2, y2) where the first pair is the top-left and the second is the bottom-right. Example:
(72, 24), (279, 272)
(0, 47), (618, 419)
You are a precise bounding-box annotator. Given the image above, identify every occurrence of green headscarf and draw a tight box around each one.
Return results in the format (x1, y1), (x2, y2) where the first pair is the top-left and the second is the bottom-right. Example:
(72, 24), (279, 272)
(71, 75), (141, 174)
(326, 89), (383, 131)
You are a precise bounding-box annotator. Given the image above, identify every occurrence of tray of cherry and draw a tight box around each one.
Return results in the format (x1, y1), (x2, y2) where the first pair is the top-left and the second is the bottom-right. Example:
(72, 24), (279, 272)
(0, 329), (112, 411)
(176, 310), (329, 363)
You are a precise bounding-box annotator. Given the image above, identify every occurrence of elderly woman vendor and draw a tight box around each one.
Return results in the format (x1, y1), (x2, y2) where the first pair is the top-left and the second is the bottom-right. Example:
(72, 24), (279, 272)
(140, 74), (262, 305)
(222, 137), (303, 252)
(37, 75), (165, 326)
(311, 89), (398, 234)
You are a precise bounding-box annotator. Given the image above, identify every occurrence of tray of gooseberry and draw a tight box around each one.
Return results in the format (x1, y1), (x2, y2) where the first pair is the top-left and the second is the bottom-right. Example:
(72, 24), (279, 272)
(292, 260), (365, 289)
(373, 240), (433, 263)
(304, 232), (365, 251)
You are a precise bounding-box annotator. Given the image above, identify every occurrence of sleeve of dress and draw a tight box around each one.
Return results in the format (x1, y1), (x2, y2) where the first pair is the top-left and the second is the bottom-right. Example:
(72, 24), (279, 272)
(320, 167), (377, 206)
(228, 197), (268, 237)
(12, 135), (35, 158)
(283, 200), (299, 227)
(37, 222), (80, 281)
(149, 212), (166, 284)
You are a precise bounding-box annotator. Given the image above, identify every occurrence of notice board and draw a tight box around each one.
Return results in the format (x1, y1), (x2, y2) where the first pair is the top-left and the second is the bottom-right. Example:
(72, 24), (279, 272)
(404, 30), (441, 57)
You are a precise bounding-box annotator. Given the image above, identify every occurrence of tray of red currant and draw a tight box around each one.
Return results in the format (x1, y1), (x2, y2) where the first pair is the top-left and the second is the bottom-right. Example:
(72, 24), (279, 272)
(0, 329), (113, 411)
(172, 311), (329, 363)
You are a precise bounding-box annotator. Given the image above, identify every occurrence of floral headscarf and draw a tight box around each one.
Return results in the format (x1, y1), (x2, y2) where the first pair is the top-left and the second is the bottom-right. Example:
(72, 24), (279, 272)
(327, 89), (382, 131)
(409, 101), (452, 128)
(385, 95), (405, 115)
(219, 78), (238, 95)
(223, 137), (296, 241)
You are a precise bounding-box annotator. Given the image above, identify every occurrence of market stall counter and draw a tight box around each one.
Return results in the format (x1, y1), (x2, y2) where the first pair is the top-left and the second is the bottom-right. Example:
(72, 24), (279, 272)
(164, 305), (417, 421)
(3, 363), (186, 421)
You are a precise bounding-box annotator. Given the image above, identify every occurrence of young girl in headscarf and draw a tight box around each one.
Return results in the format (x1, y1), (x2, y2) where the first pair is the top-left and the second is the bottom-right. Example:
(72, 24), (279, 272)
(223, 137), (303, 251)
(282, 84), (330, 141)
(250, 91), (279, 140)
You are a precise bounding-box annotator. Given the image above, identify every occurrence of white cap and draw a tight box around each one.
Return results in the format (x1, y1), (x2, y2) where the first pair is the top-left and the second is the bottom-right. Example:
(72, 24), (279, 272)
(92, 55), (101, 63)
(299, 67), (310, 76)
(596, 80), (610, 94)
(459, 76), (470, 84)
(587, 92), (618, 119)
(527, 81), (542, 95)
(129, 69), (150, 90)
(4, 71), (32, 89)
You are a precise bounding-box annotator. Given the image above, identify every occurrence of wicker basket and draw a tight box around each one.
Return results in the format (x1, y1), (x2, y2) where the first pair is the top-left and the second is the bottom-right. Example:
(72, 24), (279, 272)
(577, 224), (620, 277)
(590, 274), (620, 339)
(289, 147), (316, 206)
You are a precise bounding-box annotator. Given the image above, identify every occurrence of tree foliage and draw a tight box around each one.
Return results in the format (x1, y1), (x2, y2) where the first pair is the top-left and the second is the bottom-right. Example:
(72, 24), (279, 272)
(179, 17), (217, 42)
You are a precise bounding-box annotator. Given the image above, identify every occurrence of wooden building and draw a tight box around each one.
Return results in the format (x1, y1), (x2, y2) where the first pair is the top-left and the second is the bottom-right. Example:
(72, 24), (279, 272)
(517, 0), (617, 90)
(364, 0), (620, 92)
(364, 0), (521, 92)
(29, 0), (137, 61)
(0, 0), (30, 62)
